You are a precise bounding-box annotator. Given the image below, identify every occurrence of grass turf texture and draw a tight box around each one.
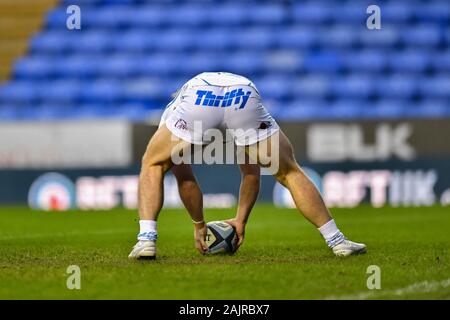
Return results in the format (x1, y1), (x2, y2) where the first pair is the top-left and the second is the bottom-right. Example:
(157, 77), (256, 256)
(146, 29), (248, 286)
(0, 205), (449, 300)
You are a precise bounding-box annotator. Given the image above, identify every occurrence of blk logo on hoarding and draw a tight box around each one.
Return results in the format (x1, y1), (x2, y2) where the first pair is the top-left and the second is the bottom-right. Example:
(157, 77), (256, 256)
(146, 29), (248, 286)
(307, 123), (416, 162)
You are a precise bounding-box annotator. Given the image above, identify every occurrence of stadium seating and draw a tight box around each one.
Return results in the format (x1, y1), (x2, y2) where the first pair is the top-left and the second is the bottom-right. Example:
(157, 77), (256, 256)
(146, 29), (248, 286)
(0, 0), (449, 121)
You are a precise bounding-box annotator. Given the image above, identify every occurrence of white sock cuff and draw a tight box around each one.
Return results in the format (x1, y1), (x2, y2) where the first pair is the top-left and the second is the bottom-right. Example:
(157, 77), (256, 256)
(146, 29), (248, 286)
(318, 219), (339, 238)
(318, 219), (345, 248)
(139, 220), (157, 233)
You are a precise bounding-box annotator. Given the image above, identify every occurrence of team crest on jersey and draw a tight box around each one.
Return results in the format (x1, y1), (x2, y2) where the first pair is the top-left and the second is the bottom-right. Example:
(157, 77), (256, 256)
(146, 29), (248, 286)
(194, 89), (251, 109)
(175, 119), (188, 130)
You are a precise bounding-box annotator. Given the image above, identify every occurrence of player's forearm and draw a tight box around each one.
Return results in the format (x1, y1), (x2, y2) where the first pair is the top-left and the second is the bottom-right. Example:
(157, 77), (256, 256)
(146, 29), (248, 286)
(235, 171), (260, 224)
(179, 179), (204, 223)
(172, 165), (205, 223)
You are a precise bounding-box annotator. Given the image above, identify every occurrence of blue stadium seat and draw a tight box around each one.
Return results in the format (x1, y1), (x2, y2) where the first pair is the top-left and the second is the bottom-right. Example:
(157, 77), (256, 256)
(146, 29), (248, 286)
(0, 81), (38, 104)
(431, 51), (450, 71)
(139, 54), (182, 76)
(276, 27), (317, 49)
(292, 75), (330, 98)
(53, 55), (100, 78)
(303, 51), (342, 72)
(61, 0), (109, 5)
(293, 3), (332, 24)
(14, 57), (55, 79)
(233, 28), (276, 49)
(0, 105), (20, 121)
(223, 52), (264, 74)
(376, 74), (417, 98)
(178, 53), (225, 75)
(412, 100), (450, 118)
(121, 78), (167, 103)
(419, 75), (450, 98)
(263, 51), (301, 73)
(82, 6), (137, 29)
(213, 5), (246, 26)
(155, 29), (197, 51)
(330, 2), (372, 24)
(112, 30), (154, 52)
(343, 50), (387, 72)
(190, 28), (233, 51)
(248, 5), (286, 25)
(255, 75), (294, 100)
(365, 100), (407, 119)
(319, 26), (358, 48)
(329, 99), (368, 119)
(131, 6), (168, 28)
(331, 75), (374, 99)
(96, 55), (141, 77)
(72, 31), (114, 53)
(277, 100), (328, 120)
(166, 5), (209, 27)
(382, 2), (413, 22)
(389, 50), (430, 72)
(414, 1), (450, 23)
(37, 80), (83, 103)
(401, 24), (441, 47)
(30, 31), (74, 53)
(44, 8), (69, 29)
(81, 80), (123, 103)
(359, 25), (400, 47)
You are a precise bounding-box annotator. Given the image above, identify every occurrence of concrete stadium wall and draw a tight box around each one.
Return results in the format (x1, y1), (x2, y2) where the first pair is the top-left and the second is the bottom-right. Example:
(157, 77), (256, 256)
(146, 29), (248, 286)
(0, 118), (449, 208)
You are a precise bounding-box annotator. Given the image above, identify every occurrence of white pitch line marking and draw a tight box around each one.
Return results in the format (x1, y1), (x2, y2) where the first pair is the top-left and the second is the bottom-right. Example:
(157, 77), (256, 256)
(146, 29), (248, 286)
(325, 278), (450, 300)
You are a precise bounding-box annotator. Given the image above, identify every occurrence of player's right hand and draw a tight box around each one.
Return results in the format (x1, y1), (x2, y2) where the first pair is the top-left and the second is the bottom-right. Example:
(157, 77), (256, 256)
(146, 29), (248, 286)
(193, 222), (208, 254)
(225, 218), (246, 250)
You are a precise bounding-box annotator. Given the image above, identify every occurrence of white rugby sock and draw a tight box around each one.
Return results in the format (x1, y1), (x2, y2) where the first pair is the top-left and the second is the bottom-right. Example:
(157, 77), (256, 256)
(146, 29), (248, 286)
(138, 220), (157, 240)
(139, 220), (157, 233)
(318, 219), (345, 248)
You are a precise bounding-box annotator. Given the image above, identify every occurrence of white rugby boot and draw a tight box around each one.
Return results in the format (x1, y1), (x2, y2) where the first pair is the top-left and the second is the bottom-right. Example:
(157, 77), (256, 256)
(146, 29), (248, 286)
(128, 232), (157, 260)
(332, 239), (367, 257)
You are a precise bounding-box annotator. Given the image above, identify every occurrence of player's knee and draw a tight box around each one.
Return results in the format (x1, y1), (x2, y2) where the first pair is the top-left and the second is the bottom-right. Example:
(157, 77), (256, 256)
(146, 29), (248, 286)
(240, 164), (260, 177)
(141, 151), (169, 173)
(141, 151), (156, 167)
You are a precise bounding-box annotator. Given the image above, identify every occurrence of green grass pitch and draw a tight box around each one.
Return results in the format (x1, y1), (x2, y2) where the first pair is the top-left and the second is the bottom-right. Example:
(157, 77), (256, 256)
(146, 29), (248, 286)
(0, 205), (449, 299)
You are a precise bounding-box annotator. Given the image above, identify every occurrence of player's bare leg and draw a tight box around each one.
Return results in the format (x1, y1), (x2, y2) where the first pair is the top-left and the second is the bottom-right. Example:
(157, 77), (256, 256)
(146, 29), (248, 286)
(129, 125), (207, 259)
(138, 125), (186, 220)
(249, 131), (366, 257)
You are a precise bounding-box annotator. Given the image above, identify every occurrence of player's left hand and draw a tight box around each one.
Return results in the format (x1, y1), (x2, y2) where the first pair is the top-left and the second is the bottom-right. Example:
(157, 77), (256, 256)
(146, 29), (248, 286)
(225, 218), (246, 250)
(193, 222), (208, 254)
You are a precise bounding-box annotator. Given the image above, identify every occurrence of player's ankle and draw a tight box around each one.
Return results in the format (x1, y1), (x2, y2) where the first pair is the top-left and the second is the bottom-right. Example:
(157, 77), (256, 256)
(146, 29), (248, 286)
(318, 219), (346, 248)
(137, 232), (157, 241)
(138, 220), (158, 241)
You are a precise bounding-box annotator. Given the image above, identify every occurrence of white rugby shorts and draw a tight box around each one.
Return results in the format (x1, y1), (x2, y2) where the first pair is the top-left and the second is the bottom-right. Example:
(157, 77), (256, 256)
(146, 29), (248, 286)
(159, 72), (279, 146)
